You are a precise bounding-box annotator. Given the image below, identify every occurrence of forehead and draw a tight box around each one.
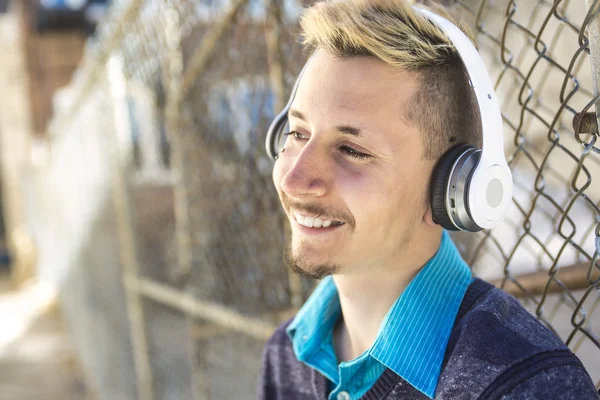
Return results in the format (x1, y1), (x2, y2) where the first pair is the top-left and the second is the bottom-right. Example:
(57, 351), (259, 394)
(292, 51), (420, 126)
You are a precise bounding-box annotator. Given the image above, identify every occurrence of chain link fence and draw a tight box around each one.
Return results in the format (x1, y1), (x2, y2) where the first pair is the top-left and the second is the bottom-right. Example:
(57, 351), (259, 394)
(452, 0), (600, 385)
(21, 0), (600, 398)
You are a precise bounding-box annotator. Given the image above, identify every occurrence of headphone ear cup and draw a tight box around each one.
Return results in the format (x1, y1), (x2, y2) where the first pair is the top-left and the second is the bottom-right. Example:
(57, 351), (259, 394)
(430, 144), (476, 231)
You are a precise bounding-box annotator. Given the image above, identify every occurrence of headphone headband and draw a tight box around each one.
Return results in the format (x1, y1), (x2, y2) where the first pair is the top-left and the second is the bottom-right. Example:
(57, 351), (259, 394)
(415, 9), (504, 167)
(265, 61), (311, 161)
(414, 8), (512, 229)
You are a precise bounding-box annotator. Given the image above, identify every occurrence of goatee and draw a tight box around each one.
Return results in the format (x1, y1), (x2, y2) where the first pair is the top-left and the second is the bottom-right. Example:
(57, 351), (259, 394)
(283, 247), (340, 280)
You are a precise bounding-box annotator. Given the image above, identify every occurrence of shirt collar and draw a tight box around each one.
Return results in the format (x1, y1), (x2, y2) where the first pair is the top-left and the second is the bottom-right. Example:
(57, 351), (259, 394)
(287, 231), (472, 398)
(286, 274), (341, 368)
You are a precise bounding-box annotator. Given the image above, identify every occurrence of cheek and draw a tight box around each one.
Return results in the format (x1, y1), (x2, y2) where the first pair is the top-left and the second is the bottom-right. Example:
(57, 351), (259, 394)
(340, 169), (394, 218)
(272, 163), (281, 191)
(347, 168), (419, 228)
(359, 166), (399, 203)
(272, 156), (293, 196)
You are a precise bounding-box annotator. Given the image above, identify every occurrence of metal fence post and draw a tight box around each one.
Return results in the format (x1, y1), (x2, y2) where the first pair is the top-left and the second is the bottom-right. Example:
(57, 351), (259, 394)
(264, 0), (303, 309)
(107, 53), (155, 400)
(164, 5), (194, 285)
(585, 0), (600, 134)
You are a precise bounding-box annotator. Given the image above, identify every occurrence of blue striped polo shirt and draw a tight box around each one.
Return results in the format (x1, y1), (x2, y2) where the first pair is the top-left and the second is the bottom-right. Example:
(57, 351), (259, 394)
(286, 231), (472, 399)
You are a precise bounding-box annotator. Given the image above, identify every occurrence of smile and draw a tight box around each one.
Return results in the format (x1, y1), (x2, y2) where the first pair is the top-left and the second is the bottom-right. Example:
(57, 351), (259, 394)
(292, 211), (345, 229)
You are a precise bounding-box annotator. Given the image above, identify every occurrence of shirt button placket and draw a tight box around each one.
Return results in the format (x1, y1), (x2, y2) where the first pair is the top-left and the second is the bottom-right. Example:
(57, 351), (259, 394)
(337, 391), (351, 400)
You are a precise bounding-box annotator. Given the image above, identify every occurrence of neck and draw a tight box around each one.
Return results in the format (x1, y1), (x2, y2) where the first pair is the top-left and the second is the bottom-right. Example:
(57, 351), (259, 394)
(332, 228), (442, 362)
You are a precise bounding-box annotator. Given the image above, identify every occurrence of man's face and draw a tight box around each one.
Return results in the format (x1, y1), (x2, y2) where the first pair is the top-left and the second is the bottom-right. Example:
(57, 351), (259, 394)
(273, 51), (436, 279)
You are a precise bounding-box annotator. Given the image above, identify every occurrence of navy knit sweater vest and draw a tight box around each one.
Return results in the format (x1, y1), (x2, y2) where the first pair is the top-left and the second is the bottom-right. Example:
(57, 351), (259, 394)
(257, 279), (599, 399)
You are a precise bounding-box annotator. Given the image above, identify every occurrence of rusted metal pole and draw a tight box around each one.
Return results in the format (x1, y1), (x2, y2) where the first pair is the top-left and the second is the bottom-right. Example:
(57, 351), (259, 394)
(124, 276), (276, 340)
(493, 261), (600, 297)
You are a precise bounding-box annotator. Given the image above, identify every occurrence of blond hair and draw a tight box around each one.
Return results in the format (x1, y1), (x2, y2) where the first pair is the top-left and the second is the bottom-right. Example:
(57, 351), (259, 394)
(299, 0), (482, 160)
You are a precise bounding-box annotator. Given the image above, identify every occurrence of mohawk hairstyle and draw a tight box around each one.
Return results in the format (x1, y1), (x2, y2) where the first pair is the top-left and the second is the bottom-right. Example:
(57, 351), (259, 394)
(299, 0), (482, 160)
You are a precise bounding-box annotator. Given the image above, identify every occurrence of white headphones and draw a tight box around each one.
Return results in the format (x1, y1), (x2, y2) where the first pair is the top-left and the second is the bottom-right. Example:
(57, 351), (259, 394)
(265, 7), (513, 232)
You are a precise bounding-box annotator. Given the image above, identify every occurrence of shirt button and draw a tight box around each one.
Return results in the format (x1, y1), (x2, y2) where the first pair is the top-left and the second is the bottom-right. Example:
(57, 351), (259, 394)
(337, 391), (351, 400)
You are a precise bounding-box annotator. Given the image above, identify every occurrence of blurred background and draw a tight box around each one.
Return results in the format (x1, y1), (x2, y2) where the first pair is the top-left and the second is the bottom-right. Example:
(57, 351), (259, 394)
(0, 0), (599, 399)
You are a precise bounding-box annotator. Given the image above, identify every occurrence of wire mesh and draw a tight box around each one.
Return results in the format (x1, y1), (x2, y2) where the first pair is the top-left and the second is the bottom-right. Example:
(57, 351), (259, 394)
(31, 0), (600, 398)
(451, 0), (600, 384)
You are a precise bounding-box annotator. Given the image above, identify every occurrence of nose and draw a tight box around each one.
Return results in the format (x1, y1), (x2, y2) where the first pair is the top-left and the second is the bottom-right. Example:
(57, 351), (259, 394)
(279, 142), (330, 199)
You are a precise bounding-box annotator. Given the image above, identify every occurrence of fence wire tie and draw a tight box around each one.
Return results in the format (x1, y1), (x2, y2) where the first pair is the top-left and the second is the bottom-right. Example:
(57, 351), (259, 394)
(573, 112), (599, 135)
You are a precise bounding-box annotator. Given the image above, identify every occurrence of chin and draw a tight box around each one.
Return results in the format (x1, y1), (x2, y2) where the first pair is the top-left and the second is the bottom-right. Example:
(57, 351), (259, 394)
(284, 246), (340, 280)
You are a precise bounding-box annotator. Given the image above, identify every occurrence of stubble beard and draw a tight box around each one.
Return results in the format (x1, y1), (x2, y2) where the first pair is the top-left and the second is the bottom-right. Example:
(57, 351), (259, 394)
(283, 245), (340, 280)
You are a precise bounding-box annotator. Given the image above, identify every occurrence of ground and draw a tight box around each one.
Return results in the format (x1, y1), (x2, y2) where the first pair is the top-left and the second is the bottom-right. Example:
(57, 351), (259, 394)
(0, 272), (90, 400)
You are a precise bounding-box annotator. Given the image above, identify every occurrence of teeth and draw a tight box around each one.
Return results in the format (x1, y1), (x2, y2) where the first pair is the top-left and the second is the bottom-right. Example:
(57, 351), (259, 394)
(293, 211), (339, 229)
(293, 211), (305, 225)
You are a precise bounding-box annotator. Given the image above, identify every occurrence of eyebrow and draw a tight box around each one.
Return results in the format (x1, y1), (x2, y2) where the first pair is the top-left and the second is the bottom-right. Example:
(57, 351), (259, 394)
(288, 108), (362, 137)
(289, 109), (306, 121)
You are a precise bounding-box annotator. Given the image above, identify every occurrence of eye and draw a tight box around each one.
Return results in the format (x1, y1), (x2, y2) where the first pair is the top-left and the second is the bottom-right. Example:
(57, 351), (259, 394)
(340, 145), (372, 160)
(284, 131), (308, 141)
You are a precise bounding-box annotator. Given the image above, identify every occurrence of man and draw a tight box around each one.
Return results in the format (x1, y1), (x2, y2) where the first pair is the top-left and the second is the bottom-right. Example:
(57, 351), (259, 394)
(258, 0), (598, 399)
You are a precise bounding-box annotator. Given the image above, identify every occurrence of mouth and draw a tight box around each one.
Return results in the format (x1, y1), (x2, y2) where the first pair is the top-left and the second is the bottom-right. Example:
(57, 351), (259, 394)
(292, 210), (345, 229)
